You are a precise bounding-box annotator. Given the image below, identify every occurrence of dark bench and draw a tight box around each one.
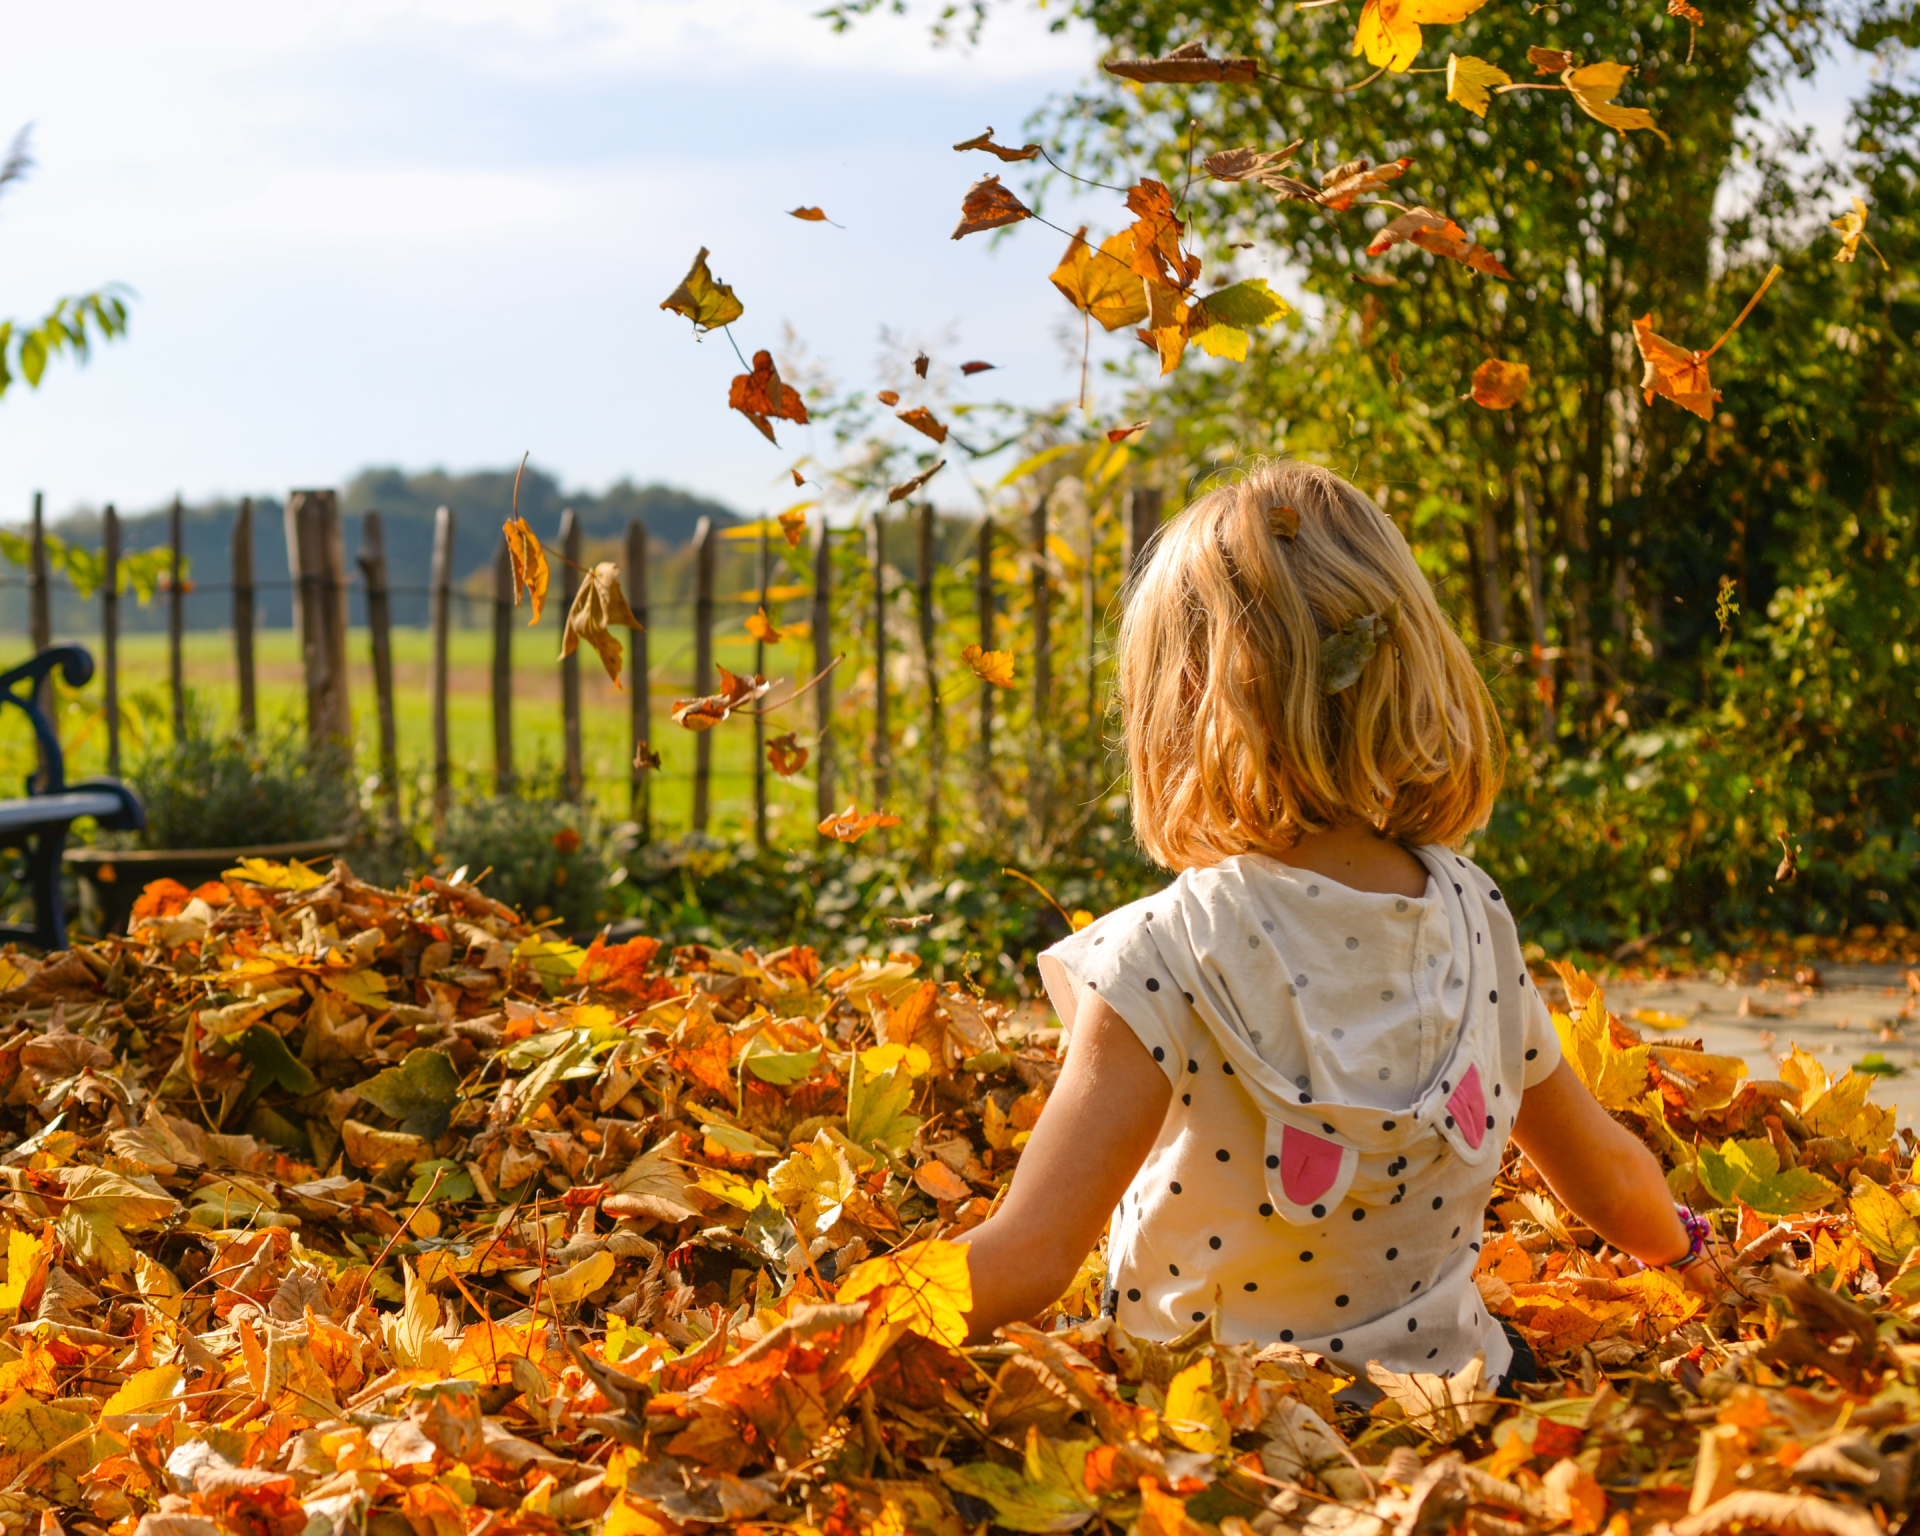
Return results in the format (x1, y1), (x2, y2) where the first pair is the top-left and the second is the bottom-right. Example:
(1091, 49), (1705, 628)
(0, 646), (143, 949)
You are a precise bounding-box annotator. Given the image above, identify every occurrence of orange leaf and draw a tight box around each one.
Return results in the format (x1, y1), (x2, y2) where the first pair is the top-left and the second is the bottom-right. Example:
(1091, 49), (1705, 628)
(767, 733), (810, 777)
(1367, 207), (1513, 278)
(962, 643), (1015, 689)
(1633, 316), (1717, 419)
(888, 459), (946, 503)
(953, 127), (1041, 162)
(789, 206), (830, 221)
(778, 508), (808, 547)
(503, 518), (550, 625)
(1471, 359), (1531, 409)
(897, 406), (949, 443)
(671, 666), (774, 731)
(729, 349), (810, 445)
(877, 389), (900, 406)
(951, 175), (1031, 239)
(1103, 41), (1261, 83)
(745, 607), (784, 644)
(913, 1160), (972, 1202)
(1312, 155), (1414, 211)
(1124, 178), (1201, 291)
(1529, 45), (1575, 70)
(818, 801), (902, 843)
(1106, 419), (1150, 443)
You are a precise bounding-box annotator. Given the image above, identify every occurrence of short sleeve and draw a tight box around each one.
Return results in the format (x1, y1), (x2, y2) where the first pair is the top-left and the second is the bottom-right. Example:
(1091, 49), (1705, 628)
(1036, 901), (1195, 1090)
(1519, 982), (1562, 1088)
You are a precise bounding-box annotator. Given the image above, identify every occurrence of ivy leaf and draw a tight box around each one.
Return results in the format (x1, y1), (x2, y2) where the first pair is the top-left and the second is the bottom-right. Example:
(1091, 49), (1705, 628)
(355, 1048), (461, 1139)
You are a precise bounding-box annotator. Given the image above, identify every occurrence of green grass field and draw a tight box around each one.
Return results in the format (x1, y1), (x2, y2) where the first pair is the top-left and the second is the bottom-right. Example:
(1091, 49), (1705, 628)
(21, 623), (832, 841)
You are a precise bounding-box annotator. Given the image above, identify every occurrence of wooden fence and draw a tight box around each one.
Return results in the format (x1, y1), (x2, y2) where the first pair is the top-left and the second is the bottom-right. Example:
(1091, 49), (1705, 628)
(2, 481), (1167, 852)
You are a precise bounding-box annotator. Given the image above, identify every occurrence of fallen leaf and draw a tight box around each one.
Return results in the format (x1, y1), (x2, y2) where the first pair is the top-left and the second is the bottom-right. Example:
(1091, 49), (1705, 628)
(962, 643), (1016, 688)
(355, 1048), (462, 1139)
(1471, 359), (1531, 408)
(1268, 504), (1300, 538)
(767, 733), (810, 776)
(898, 406), (949, 443)
(562, 561), (646, 686)
(1563, 62), (1670, 144)
(659, 246), (743, 333)
(1447, 53), (1513, 116)
(837, 1238), (972, 1347)
(818, 802), (903, 842)
(503, 518), (550, 625)
(1106, 420), (1151, 443)
(888, 460), (946, 503)
(1102, 40), (1262, 83)
(952, 175), (1031, 239)
(1050, 228), (1151, 333)
(954, 127), (1041, 162)
(1353, 0), (1494, 74)
(672, 667), (774, 731)
(729, 350), (810, 445)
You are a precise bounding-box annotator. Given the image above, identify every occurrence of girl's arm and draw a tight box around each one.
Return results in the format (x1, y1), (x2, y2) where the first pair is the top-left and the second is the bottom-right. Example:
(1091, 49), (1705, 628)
(957, 993), (1171, 1342)
(1512, 1059), (1692, 1267)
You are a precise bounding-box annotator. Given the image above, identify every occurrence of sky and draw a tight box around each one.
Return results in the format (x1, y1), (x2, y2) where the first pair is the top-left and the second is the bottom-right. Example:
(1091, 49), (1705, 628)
(0, 0), (1128, 525)
(0, 2), (1883, 528)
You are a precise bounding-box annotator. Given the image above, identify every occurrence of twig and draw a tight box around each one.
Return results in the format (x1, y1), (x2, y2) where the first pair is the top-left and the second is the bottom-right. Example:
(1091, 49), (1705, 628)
(742, 653), (845, 716)
(350, 1165), (447, 1314)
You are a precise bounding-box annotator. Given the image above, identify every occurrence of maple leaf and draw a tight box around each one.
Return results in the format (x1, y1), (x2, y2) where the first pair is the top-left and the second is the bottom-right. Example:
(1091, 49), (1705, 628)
(953, 127), (1041, 162)
(838, 1238), (972, 1347)
(1471, 359), (1531, 409)
(898, 406), (949, 443)
(1187, 276), (1291, 360)
(777, 507), (808, 548)
(745, 607), (784, 644)
(1849, 1174), (1920, 1265)
(1353, 0), (1493, 74)
(1106, 420), (1151, 443)
(1447, 53), (1513, 116)
(1051, 228), (1151, 332)
(503, 518), (550, 625)
(1102, 40), (1262, 84)
(1202, 143), (1305, 187)
(1634, 315), (1717, 419)
(672, 666), (773, 730)
(729, 349), (810, 445)
(952, 175), (1031, 239)
(1124, 178), (1201, 291)
(819, 800), (903, 842)
(1162, 1361), (1230, 1454)
(1529, 45), (1575, 71)
(1367, 207), (1513, 279)
(1563, 62), (1671, 144)
(1831, 197), (1889, 268)
(961, 359), (997, 374)
(561, 561), (645, 686)
(1697, 1137), (1841, 1216)
(962, 643), (1016, 688)
(888, 459), (946, 502)
(788, 206), (829, 221)
(659, 246), (743, 333)
(1313, 156), (1415, 211)
(767, 732), (810, 776)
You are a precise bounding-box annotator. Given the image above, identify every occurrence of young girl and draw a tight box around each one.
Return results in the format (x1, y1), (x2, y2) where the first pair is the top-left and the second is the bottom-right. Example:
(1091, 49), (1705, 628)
(958, 461), (1709, 1381)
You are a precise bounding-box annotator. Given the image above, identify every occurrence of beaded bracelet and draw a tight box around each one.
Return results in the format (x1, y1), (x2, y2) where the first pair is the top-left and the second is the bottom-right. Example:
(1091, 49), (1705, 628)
(1639, 1204), (1712, 1272)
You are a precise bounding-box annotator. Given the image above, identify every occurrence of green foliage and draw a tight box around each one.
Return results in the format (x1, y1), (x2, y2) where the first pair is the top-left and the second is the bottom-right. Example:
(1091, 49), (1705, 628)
(0, 288), (131, 401)
(122, 709), (358, 851)
(0, 527), (176, 601)
(431, 789), (622, 935)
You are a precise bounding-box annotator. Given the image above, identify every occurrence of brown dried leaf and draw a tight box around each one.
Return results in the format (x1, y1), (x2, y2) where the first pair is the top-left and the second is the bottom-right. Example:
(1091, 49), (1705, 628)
(561, 562), (645, 687)
(951, 175), (1031, 239)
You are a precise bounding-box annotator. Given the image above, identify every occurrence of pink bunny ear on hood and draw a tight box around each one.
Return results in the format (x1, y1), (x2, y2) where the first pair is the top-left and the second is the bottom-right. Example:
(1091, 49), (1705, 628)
(1262, 1122), (1359, 1224)
(1447, 1065), (1488, 1151)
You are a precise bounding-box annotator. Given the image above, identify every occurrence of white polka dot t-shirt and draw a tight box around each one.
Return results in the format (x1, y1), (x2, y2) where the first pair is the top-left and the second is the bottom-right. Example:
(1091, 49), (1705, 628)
(1036, 846), (1560, 1377)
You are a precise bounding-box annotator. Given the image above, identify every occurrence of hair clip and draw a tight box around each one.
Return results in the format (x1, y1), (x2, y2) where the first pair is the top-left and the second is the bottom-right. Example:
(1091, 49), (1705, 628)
(1267, 504), (1299, 540)
(1318, 605), (1398, 694)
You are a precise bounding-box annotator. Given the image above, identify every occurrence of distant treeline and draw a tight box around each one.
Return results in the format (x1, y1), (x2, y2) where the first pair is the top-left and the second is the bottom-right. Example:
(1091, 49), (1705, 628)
(13, 465), (739, 632)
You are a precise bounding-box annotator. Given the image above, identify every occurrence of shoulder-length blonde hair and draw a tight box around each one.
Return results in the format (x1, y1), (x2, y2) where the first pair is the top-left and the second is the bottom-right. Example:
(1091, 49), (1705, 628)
(1118, 460), (1501, 871)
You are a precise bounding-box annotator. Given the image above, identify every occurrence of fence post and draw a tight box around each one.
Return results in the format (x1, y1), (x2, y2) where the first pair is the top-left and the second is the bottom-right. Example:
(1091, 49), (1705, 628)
(691, 516), (715, 833)
(168, 496), (185, 740)
(976, 517), (993, 792)
(870, 511), (889, 817)
(358, 511), (400, 818)
(287, 489), (351, 748)
(811, 518), (834, 831)
(429, 504), (454, 820)
(626, 518), (650, 837)
(917, 503), (941, 857)
(1516, 479), (1556, 744)
(1029, 491), (1052, 842)
(560, 510), (583, 802)
(232, 498), (256, 737)
(753, 526), (770, 849)
(491, 537), (515, 797)
(28, 492), (50, 790)
(102, 505), (120, 779)
(1125, 485), (1162, 581)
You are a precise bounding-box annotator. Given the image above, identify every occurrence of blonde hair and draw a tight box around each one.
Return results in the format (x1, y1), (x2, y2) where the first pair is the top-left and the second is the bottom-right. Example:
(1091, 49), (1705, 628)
(1118, 459), (1502, 871)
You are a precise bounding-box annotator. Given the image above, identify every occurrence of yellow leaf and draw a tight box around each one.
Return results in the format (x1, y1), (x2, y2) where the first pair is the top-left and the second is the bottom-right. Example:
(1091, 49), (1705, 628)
(224, 856), (326, 891)
(659, 246), (744, 333)
(962, 643), (1016, 689)
(744, 607), (784, 644)
(1447, 53), (1512, 115)
(101, 1363), (184, 1418)
(1049, 227), (1150, 332)
(1354, 0), (1493, 72)
(0, 1390), (91, 1499)
(546, 1249), (616, 1308)
(860, 1042), (933, 1079)
(603, 1496), (674, 1536)
(1563, 62), (1671, 145)
(504, 517), (550, 624)
(385, 1260), (453, 1373)
(1162, 1359), (1231, 1454)
(0, 1228), (45, 1313)
(769, 1131), (857, 1238)
(1850, 1175), (1920, 1266)
(838, 1238), (973, 1348)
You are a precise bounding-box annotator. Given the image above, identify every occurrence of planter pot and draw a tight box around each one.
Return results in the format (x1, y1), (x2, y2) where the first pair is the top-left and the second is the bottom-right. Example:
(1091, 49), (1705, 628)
(65, 837), (345, 936)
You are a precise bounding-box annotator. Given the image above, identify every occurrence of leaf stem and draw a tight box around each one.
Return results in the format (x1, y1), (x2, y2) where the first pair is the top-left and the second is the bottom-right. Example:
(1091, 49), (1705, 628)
(743, 653), (846, 716)
(1001, 866), (1077, 928)
(1696, 263), (1783, 364)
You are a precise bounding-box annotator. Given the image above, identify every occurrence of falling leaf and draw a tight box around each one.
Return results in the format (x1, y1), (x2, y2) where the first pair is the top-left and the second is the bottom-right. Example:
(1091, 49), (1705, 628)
(1202, 143), (1306, 186)
(672, 667), (774, 731)
(1102, 40), (1262, 83)
(888, 459), (946, 503)
(1563, 62), (1671, 144)
(953, 127), (1042, 162)
(1670, 0), (1705, 18)
(790, 467), (807, 486)
(659, 246), (743, 333)
(1320, 609), (1394, 694)
(778, 507), (808, 547)
(1634, 315), (1717, 419)
(1776, 834), (1799, 883)
(952, 175), (1031, 239)
(729, 350), (810, 445)
(1313, 156), (1414, 211)
(503, 519), (550, 625)
(914, 352), (930, 378)
(1367, 208), (1514, 278)
(1471, 359), (1531, 408)
(1187, 276), (1291, 359)
(1831, 197), (1889, 268)
(1353, 0), (1494, 74)
(1050, 228), (1151, 332)
(788, 206), (830, 221)
(562, 562), (645, 686)
(1529, 45), (1575, 71)
(1106, 420), (1151, 443)
(633, 741), (661, 771)
(767, 733), (810, 776)
(962, 643), (1016, 688)
(745, 608), (785, 644)
(818, 801), (903, 842)
(1447, 53), (1513, 116)
(898, 406), (949, 443)
(1124, 179), (1202, 291)
(960, 360), (997, 374)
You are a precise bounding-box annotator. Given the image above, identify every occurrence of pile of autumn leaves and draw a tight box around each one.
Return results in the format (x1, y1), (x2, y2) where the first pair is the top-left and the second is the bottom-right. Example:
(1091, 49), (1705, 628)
(0, 864), (1917, 1536)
